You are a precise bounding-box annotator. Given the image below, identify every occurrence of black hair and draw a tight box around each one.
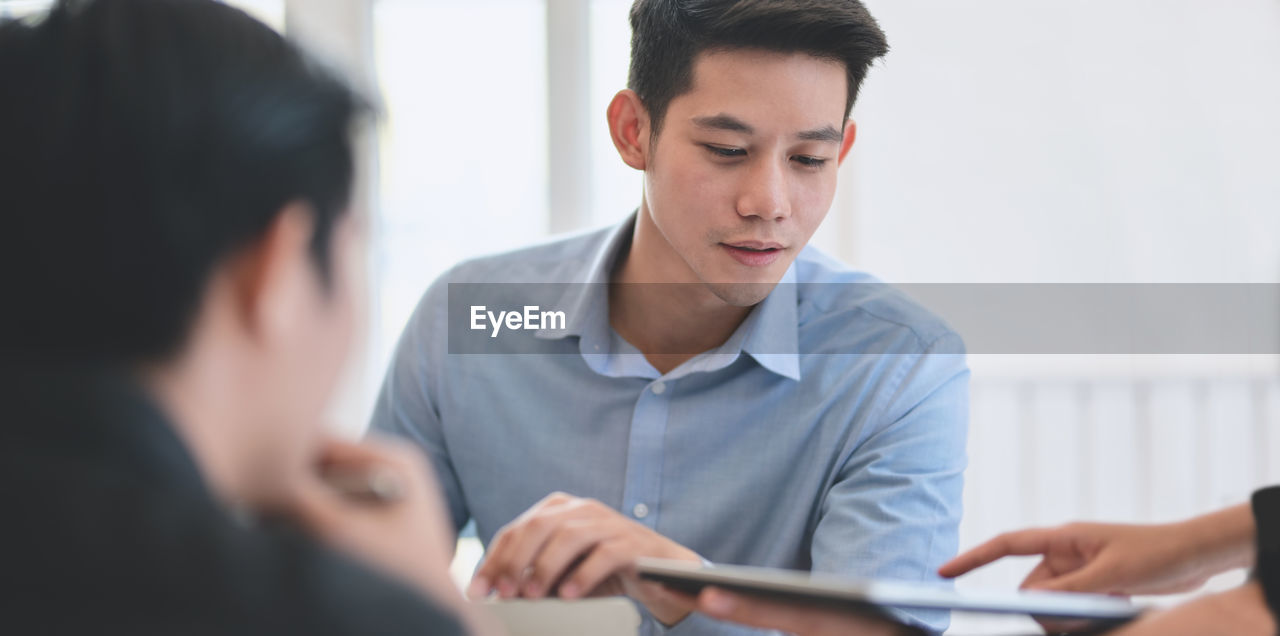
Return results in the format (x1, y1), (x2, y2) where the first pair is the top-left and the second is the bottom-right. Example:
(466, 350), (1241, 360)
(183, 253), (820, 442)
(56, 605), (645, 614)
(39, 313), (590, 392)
(0, 0), (370, 362)
(627, 0), (889, 133)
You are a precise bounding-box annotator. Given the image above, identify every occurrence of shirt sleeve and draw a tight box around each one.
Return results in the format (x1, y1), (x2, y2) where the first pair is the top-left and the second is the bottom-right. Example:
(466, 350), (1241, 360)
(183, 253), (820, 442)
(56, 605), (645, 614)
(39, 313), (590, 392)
(808, 332), (970, 635)
(1251, 486), (1280, 625)
(368, 277), (471, 534)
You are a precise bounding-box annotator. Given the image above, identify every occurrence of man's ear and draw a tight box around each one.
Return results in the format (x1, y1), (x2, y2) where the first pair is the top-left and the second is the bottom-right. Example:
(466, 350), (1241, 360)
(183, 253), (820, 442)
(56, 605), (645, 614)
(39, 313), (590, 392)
(837, 119), (858, 165)
(607, 89), (650, 171)
(230, 201), (316, 347)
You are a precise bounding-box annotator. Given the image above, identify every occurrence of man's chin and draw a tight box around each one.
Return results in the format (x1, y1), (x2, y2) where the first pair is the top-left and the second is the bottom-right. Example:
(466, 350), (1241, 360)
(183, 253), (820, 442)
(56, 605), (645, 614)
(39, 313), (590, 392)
(704, 279), (780, 307)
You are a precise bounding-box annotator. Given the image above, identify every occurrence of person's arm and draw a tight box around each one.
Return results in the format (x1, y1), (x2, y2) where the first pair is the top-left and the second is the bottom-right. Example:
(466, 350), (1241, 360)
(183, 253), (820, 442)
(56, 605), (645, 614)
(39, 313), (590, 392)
(1103, 581), (1276, 636)
(807, 334), (970, 634)
(938, 504), (1256, 595)
(368, 277), (470, 538)
(686, 581), (1278, 636)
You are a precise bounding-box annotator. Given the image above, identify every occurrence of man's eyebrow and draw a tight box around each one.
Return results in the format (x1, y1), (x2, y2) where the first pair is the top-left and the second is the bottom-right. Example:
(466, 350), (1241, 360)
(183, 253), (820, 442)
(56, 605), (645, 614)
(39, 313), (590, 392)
(691, 114), (754, 135)
(692, 115), (842, 143)
(797, 125), (843, 143)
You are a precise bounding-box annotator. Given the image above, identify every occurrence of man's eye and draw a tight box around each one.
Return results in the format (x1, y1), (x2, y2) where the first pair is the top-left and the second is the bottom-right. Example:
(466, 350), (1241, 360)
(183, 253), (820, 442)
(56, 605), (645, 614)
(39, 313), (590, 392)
(793, 155), (828, 168)
(704, 145), (746, 158)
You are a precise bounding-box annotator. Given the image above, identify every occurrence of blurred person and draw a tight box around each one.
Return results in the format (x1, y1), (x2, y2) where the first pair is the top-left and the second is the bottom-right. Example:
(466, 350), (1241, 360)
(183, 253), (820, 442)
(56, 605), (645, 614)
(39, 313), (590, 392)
(372, 0), (969, 633)
(0, 0), (479, 633)
(679, 487), (1280, 635)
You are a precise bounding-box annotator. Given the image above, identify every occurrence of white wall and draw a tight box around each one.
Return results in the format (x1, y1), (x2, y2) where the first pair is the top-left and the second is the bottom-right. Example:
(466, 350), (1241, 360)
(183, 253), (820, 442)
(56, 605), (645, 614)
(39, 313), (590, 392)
(845, 0), (1280, 284)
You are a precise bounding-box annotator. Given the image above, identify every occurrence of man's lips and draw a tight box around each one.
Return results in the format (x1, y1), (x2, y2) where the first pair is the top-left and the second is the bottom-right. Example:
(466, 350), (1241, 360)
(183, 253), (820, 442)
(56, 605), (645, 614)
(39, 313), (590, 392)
(722, 240), (784, 251)
(720, 241), (785, 267)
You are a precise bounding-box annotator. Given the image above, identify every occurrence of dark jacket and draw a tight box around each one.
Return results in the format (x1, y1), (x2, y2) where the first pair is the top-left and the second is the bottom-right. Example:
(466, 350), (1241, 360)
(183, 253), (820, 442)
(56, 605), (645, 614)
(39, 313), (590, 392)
(0, 361), (463, 635)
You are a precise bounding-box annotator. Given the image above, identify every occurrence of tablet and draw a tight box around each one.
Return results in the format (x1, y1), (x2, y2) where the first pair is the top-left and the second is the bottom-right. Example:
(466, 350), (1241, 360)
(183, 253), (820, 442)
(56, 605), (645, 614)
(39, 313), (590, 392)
(637, 558), (1142, 623)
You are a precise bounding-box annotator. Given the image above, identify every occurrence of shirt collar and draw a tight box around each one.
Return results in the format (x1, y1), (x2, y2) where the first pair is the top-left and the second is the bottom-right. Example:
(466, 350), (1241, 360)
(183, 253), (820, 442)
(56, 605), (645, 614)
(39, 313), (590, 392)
(532, 214), (633, 341)
(536, 212), (801, 382)
(740, 263), (801, 381)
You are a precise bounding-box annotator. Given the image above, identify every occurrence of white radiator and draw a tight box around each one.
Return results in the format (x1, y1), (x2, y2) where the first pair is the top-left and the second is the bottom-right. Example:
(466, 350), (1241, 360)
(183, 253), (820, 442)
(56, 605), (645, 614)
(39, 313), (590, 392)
(950, 359), (1280, 634)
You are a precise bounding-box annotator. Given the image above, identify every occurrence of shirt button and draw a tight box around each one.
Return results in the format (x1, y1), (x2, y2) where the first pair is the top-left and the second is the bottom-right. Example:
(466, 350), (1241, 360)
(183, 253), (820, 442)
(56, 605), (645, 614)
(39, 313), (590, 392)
(651, 382), (666, 395)
(632, 503), (650, 519)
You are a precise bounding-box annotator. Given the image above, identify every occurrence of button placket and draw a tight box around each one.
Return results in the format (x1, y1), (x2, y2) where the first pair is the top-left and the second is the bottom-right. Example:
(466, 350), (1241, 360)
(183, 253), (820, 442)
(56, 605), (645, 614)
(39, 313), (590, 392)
(618, 379), (672, 531)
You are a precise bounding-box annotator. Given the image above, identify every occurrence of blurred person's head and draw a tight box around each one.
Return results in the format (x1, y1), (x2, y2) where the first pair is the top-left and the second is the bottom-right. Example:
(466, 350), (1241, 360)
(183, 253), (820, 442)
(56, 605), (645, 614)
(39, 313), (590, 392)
(0, 0), (369, 503)
(608, 0), (887, 304)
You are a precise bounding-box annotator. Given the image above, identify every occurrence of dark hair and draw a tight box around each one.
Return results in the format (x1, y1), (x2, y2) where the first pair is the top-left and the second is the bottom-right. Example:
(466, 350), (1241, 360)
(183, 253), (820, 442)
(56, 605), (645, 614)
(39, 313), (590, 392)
(0, 0), (369, 362)
(627, 0), (889, 133)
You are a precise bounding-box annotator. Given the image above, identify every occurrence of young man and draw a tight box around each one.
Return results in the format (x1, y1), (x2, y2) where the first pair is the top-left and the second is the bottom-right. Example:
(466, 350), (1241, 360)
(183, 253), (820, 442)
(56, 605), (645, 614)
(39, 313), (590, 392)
(0, 1), (475, 633)
(373, 0), (968, 633)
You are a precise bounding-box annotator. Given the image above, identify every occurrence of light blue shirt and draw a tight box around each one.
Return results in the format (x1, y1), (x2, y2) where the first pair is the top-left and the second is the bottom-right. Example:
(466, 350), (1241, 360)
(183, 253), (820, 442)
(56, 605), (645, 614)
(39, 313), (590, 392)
(371, 216), (969, 634)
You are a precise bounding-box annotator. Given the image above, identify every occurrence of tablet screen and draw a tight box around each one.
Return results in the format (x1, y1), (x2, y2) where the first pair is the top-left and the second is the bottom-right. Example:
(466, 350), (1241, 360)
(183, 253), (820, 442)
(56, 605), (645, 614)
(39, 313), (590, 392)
(637, 557), (1141, 628)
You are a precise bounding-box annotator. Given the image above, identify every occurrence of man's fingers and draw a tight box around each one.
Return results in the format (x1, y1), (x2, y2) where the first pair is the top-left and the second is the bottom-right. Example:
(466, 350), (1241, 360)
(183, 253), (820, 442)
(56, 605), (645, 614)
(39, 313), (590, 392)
(473, 507), (580, 598)
(1020, 559), (1058, 589)
(1033, 563), (1112, 594)
(278, 471), (347, 530)
(313, 437), (431, 503)
(524, 522), (609, 597)
(558, 541), (632, 599)
(476, 524), (553, 598)
(938, 529), (1053, 578)
(273, 442), (387, 531)
(319, 435), (417, 468)
(465, 575), (491, 601)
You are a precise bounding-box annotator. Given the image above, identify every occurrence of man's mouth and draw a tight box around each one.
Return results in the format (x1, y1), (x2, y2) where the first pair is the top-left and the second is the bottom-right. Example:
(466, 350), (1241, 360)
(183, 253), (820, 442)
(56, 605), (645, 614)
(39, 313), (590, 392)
(722, 240), (784, 251)
(720, 241), (785, 267)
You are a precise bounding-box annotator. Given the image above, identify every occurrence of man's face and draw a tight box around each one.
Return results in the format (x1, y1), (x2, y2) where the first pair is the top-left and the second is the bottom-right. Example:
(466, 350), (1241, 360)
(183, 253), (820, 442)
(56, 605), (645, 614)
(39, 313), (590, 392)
(641, 49), (851, 306)
(258, 211), (363, 478)
(294, 215), (361, 420)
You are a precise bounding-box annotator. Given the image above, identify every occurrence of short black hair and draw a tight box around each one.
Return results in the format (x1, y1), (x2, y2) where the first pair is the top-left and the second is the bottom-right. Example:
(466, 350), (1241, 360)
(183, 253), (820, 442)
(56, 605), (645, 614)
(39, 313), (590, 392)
(627, 0), (889, 133)
(0, 0), (369, 362)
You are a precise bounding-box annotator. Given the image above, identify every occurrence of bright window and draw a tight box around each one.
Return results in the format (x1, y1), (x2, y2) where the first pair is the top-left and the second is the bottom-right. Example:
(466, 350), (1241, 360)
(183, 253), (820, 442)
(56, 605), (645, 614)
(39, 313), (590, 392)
(587, 0), (641, 228)
(224, 0), (283, 31)
(371, 0), (549, 378)
(0, 0), (48, 18)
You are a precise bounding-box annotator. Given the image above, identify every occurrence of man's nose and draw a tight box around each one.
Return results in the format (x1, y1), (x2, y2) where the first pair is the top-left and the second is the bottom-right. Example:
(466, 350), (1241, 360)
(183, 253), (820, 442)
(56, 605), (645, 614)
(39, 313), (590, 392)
(736, 159), (791, 221)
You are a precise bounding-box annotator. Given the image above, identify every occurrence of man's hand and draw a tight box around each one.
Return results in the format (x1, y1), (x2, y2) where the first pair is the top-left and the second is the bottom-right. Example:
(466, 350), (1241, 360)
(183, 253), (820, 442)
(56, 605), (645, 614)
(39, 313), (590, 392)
(468, 492), (701, 625)
(282, 437), (461, 603)
(938, 510), (1253, 596)
(691, 587), (922, 636)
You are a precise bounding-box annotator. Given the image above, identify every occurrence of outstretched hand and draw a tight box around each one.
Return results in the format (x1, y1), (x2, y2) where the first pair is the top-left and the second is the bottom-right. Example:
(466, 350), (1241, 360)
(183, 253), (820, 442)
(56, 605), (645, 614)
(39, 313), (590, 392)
(938, 521), (1218, 596)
